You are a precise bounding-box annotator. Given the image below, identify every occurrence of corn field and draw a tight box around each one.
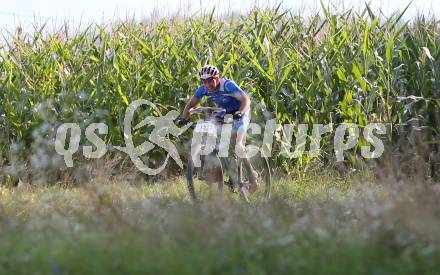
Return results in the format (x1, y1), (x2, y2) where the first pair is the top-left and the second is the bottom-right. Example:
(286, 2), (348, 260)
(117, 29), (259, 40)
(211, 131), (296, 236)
(0, 4), (439, 182)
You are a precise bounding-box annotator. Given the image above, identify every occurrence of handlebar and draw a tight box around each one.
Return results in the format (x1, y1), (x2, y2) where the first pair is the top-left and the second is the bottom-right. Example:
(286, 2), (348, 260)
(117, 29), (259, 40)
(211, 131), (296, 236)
(189, 107), (226, 118)
(187, 107), (239, 129)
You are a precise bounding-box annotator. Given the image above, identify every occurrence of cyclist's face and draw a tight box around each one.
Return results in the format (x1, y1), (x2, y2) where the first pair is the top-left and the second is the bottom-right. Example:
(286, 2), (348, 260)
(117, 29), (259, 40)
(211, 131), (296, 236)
(202, 76), (219, 92)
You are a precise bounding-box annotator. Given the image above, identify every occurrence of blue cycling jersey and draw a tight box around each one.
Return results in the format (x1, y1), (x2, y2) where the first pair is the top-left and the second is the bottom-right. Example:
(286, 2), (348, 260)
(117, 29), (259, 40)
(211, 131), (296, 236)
(194, 78), (244, 114)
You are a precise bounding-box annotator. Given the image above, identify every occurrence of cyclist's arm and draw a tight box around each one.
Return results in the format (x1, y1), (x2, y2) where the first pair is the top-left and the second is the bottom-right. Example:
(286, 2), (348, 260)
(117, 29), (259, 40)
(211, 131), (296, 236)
(236, 91), (251, 114)
(226, 80), (251, 114)
(181, 96), (200, 119)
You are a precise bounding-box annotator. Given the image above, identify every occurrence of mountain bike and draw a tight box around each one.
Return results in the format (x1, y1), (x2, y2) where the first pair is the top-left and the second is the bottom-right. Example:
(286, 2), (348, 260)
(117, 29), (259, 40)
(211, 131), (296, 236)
(186, 107), (271, 202)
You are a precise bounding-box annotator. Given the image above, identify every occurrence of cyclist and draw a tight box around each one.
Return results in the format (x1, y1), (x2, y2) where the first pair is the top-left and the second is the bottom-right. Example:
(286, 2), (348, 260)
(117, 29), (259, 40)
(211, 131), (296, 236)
(178, 64), (259, 193)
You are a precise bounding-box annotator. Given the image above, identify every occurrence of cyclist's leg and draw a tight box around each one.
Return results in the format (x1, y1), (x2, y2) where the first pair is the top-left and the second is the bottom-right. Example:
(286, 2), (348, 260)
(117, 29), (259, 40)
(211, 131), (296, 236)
(233, 111), (259, 192)
(218, 120), (244, 190)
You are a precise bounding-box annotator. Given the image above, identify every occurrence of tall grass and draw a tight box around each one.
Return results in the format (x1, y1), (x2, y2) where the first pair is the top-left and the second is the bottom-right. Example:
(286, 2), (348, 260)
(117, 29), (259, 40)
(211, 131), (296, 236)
(0, 172), (439, 274)
(0, 4), (439, 182)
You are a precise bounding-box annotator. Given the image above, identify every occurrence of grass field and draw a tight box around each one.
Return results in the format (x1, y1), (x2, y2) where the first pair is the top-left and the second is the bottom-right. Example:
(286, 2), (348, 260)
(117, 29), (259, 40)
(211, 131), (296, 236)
(1, 170), (440, 274)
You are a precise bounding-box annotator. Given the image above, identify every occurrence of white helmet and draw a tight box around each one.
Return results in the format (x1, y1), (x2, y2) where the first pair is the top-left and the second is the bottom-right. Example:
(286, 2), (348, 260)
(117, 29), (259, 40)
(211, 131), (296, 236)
(199, 64), (219, 80)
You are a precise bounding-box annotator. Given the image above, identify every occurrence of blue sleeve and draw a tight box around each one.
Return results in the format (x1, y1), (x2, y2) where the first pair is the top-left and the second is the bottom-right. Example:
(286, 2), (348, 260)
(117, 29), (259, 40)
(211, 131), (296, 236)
(225, 80), (244, 97)
(194, 85), (206, 100)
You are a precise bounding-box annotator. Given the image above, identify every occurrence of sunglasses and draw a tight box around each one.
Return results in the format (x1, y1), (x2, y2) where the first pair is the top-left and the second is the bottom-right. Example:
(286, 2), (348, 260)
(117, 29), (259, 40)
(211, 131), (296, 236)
(201, 77), (216, 83)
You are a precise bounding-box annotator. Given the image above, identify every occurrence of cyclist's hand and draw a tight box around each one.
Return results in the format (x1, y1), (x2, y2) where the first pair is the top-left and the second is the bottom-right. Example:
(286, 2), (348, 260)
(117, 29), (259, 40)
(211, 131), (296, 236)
(177, 117), (189, 126)
(233, 111), (243, 120)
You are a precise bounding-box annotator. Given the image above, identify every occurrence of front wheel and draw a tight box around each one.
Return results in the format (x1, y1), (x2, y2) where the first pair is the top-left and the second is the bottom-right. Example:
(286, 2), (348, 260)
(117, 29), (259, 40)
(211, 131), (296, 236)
(187, 152), (224, 202)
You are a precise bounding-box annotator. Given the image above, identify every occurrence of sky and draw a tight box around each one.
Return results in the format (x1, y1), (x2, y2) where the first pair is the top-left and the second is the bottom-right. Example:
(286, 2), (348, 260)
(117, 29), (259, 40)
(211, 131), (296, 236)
(0, 0), (439, 32)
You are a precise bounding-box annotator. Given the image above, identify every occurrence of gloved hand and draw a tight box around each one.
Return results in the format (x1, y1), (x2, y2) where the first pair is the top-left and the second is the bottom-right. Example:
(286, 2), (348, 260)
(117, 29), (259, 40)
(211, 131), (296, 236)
(177, 117), (189, 126)
(232, 111), (243, 120)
